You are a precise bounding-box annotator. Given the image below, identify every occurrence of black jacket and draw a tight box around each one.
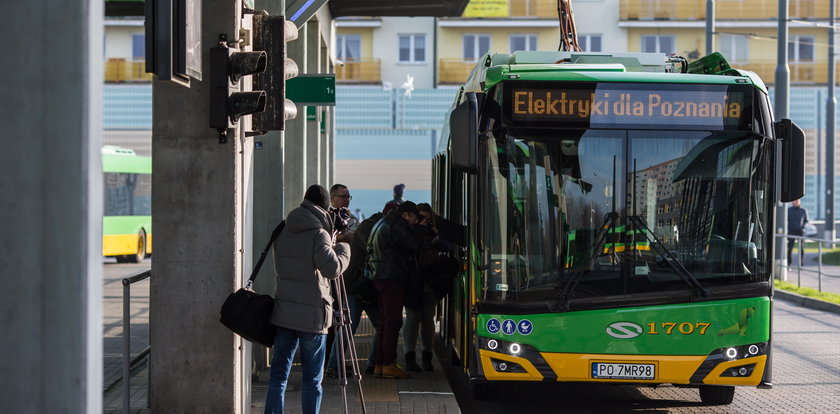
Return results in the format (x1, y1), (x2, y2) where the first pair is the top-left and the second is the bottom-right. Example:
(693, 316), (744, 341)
(345, 212), (383, 286)
(366, 211), (422, 283)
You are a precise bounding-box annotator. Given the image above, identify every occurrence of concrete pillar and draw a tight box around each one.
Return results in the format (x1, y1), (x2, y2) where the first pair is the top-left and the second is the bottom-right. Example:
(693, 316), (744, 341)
(1, 1), (103, 412)
(306, 22), (322, 186)
(284, 22), (308, 215)
(150, 0), (251, 411)
(251, 0), (287, 374)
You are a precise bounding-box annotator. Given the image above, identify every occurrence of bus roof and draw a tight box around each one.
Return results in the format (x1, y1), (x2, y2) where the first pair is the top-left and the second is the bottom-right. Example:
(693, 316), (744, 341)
(101, 145), (151, 174)
(463, 51), (766, 95)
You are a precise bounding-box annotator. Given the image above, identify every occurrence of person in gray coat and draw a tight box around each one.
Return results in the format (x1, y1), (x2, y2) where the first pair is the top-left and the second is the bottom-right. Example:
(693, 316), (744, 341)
(265, 185), (351, 414)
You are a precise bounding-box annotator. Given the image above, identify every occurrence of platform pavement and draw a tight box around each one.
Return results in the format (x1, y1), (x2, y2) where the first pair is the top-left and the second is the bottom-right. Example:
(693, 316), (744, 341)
(250, 314), (460, 413)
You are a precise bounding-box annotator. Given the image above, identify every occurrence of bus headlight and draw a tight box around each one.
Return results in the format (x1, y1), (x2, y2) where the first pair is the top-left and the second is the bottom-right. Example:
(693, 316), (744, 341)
(487, 339), (498, 350)
(509, 343), (521, 355)
(725, 347), (738, 359)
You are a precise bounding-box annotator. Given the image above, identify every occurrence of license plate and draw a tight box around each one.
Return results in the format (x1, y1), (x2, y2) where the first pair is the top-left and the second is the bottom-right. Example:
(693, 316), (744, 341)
(591, 362), (655, 380)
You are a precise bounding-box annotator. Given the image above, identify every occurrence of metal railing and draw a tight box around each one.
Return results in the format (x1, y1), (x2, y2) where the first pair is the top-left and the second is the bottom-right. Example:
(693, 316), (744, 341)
(776, 234), (840, 292)
(619, 0), (827, 21)
(335, 59), (381, 83)
(438, 58), (476, 84)
(122, 269), (151, 413)
(105, 58), (152, 83)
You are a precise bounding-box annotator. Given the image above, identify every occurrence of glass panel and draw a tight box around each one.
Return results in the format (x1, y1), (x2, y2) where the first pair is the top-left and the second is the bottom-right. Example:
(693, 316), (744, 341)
(590, 36), (602, 52)
(659, 36), (675, 54)
(788, 40), (796, 60)
(528, 35), (537, 51)
(799, 37), (814, 61)
(464, 35), (476, 60)
(627, 131), (770, 286)
(479, 35), (491, 56)
(578, 36), (588, 52)
(132, 34), (145, 59)
(641, 36), (656, 53)
(414, 35), (426, 62)
(510, 35), (526, 52)
(482, 130), (626, 302)
(399, 35), (411, 62)
(480, 129), (771, 304)
(735, 35), (748, 61)
(345, 35), (361, 61)
(719, 34), (734, 60)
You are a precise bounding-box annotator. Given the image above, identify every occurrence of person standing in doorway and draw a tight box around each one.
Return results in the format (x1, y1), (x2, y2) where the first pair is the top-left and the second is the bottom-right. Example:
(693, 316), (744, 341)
(265, 185), (351, 414)
(787, 198), (809, 266)
(366, 201), (423, 379)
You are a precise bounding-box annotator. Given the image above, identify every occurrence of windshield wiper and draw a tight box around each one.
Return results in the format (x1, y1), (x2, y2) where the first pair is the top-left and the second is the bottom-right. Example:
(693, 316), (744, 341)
(550, 211), (619, 312)
(627, 215), (709, 299)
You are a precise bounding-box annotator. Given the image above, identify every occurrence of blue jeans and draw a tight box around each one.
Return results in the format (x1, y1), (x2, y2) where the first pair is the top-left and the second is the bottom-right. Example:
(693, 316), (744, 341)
(265, 327), (327, 414)
(327, 294), (380, 370)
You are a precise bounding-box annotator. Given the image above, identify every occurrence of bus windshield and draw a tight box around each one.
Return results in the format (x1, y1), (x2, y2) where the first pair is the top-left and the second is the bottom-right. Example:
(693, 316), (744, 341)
(480, 128), (773, 305)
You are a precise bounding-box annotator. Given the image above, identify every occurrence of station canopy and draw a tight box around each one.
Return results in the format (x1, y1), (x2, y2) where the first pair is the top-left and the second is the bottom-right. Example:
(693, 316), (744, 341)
(329, 0), (469, 17)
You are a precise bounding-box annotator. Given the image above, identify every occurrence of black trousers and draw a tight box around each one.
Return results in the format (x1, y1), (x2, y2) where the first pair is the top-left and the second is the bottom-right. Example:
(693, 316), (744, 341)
(787, 237), (803, 266)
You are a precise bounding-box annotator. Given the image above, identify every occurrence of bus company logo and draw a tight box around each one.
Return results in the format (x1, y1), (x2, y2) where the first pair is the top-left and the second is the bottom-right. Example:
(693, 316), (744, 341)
(605, 322), (643, 339)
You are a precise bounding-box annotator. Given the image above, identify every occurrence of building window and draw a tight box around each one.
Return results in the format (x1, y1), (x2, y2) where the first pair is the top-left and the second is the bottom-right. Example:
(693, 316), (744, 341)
(719, 34), (749, 62)
(788, 36), (815, 62)
(463, 34), (491, 61)
(640, 35), (675, 54)
(579, 34), (602, 52)
(337, 34), (362, 61)
(132, 33), (145, 59)
(399, 34), (426, 63)
(510, 34), (537, 52)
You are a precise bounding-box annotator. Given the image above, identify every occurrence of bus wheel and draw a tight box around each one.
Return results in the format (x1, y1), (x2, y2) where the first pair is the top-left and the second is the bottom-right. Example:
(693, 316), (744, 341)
(128, 231), (146, 263)
(699, 385), (735, 405)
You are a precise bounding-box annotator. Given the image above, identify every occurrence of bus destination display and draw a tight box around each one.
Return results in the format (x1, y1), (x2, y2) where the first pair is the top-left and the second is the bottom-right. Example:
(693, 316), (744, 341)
(506, 83), (752, 131)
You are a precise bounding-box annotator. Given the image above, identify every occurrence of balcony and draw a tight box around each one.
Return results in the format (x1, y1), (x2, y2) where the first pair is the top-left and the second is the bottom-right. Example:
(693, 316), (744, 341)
(438, 59), (477, 85)
(734, 61), (836, 85)
(620, 0), (827, 21)
(508, 0), (556, 18)
(104, 58), (151, 83)
(336, 59), (381, 83)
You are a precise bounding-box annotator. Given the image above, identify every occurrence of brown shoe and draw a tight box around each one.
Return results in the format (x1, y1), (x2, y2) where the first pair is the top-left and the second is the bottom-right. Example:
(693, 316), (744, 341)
(373, 364), (384, 377)
(382, 363), (411, 379)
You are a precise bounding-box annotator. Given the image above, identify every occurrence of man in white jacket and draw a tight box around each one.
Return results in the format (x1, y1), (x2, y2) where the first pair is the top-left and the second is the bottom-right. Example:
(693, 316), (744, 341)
(265, 184), (351, 414)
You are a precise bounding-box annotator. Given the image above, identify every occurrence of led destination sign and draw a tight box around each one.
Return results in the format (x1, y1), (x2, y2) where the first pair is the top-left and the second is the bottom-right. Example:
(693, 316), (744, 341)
(505, 83), (752, 131)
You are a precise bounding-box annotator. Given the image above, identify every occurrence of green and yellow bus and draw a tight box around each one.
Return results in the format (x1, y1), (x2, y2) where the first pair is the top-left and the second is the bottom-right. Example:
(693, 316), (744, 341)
(102, 145), (151, 263)
(432, 51), (804, 404)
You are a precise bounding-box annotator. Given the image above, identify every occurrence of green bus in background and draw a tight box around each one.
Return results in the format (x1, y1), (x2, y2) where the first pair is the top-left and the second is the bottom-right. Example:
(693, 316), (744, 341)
(433, 51), (805, 404)
(102, 145), (151, 263)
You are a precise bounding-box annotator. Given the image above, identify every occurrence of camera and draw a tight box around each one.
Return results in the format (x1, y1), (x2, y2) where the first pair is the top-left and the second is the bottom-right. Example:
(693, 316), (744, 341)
(330, 207), (351, 232)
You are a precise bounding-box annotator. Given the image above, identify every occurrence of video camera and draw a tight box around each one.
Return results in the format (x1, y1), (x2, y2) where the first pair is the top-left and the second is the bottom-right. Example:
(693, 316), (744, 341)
(330, 207), (352, 233)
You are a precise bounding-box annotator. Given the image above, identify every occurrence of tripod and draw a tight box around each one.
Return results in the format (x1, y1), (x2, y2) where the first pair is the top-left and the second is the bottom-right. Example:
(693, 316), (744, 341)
(331, 273), (368, 414)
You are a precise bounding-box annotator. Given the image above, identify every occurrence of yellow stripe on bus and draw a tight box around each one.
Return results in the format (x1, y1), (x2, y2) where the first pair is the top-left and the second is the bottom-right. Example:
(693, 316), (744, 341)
(541, 353), (706, 384)
(103, 234), (152, 256)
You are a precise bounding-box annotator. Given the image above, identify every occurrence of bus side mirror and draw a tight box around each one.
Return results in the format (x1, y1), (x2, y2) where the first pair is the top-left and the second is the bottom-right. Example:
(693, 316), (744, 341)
(450, 92), (480, 174)
(776, 119), (805, 202)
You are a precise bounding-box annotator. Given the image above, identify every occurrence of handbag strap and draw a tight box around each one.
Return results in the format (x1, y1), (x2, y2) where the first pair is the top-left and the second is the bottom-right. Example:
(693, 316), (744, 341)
(246, 220), (286, 289)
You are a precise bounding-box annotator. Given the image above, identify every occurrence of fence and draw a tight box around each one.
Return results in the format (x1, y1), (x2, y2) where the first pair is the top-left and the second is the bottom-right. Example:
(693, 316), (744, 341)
(776, 234), (840, 293)
(122, 269), (151, 413)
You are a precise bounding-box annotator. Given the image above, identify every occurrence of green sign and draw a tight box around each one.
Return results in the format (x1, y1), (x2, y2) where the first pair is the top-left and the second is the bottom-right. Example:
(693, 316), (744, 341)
(287, 74), (336, 106)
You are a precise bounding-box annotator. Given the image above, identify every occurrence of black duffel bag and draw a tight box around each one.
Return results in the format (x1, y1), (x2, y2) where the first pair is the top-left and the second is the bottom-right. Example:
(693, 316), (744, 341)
(219, 221), (285, 348)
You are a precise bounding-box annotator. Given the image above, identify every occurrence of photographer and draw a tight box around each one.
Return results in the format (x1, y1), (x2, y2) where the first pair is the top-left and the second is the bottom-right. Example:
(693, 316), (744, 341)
(265, 185), (350, 414)
(329, 184), (359, 235)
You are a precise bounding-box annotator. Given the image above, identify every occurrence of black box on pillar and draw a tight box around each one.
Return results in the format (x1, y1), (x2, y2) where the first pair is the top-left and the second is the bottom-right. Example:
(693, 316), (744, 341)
(253, 15), (299, 132)
(209, 34), (268, 142)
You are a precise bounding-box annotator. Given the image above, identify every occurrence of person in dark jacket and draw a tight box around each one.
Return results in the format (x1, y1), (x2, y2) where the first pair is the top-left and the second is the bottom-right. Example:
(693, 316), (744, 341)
(265, 185), (351, 414)
(787, 198), (809, 266)
(366, 201), (423, 379)
(325, 201), (399, 376)
(402, 203), (442, 371)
